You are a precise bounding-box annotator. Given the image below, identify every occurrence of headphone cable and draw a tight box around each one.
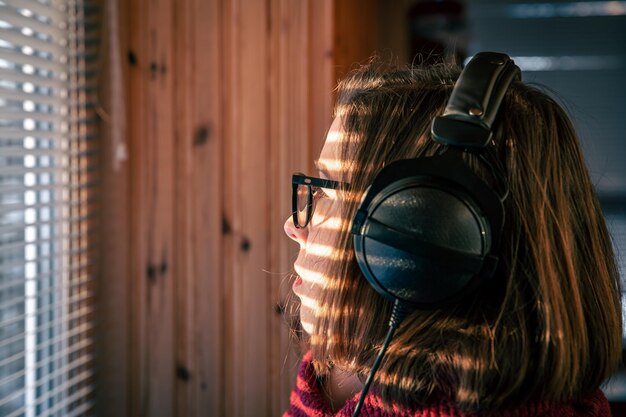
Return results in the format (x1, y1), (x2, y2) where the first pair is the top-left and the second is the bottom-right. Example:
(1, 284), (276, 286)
(351, 299), (409, 417)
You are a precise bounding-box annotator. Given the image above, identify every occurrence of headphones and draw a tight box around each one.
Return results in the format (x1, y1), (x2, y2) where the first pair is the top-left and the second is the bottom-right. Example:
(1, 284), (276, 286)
(350, 52), (521, 309)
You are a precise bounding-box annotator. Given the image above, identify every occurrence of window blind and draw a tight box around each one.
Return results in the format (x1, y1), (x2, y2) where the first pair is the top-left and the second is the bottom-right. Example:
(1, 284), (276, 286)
(0, 1), (98, 416)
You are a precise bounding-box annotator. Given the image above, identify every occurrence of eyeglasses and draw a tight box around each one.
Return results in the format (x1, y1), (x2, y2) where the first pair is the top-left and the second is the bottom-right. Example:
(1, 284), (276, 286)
(292, 173), (349, 229)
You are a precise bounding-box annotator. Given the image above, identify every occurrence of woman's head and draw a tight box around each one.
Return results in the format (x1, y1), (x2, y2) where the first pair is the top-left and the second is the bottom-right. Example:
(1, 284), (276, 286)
(284, 61), (622, 411)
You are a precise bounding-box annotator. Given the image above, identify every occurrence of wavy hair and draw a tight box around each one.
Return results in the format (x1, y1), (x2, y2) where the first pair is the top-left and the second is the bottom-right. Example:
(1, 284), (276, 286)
(307, 61), (622, 412)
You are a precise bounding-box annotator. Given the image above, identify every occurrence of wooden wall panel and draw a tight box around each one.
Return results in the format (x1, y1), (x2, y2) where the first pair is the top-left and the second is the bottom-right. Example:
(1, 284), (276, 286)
(98, 0), (340, 416)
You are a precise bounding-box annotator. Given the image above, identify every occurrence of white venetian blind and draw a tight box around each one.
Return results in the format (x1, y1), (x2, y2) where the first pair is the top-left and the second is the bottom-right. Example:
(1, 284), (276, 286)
(0, 0), (97, 416)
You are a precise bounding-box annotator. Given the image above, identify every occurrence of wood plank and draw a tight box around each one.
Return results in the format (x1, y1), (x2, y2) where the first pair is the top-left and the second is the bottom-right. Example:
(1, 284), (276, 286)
(231, 0), (272, 414)
(172, 1), (194, 415)
(220, 0), (237, 414)
(334, 0), (379, 80)
(309, 0), (335, 174)
(269, 2), (304, 414)
(172, 0), (223, 415)
(127, 0), (177, 415)
(125, 0), (144, 414)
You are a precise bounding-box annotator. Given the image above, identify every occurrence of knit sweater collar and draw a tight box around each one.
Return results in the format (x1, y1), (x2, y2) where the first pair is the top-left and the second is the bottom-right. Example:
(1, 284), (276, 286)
(283, 351), (611, 417)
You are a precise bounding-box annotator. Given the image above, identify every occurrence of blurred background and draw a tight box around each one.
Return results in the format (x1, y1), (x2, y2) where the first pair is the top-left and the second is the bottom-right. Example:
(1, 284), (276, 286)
(0, 0), (624, 416)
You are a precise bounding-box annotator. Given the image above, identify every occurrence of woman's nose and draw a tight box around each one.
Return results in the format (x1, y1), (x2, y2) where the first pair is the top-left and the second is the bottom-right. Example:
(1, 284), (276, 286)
(284, 216), (308, 245)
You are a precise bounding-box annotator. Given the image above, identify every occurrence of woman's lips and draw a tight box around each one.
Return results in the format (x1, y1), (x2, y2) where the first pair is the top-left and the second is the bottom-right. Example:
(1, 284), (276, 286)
(292, 265), (304, 293)
(292, 275), (303, 291)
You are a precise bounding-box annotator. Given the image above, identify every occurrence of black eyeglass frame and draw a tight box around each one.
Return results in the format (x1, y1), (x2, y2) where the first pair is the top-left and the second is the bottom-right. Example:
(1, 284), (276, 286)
(292, 173), (349, 229)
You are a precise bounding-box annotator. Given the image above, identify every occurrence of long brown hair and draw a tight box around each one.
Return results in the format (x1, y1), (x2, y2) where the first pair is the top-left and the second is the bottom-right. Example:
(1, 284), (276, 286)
(307, 61), (622, 412)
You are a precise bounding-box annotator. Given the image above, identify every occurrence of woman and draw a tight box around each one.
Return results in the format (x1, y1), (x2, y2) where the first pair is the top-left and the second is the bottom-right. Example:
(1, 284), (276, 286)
(283, 54), (622, 417)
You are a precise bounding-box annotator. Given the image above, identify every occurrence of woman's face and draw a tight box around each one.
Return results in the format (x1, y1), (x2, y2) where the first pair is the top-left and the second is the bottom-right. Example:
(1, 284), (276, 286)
(284, 117), (346, 334)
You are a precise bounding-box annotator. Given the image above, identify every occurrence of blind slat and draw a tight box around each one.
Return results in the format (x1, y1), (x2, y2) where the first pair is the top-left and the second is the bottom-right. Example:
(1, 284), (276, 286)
(0, 179), (96, 195)
(0, 67), (66, 89)
(0, 108), (75, 122)
(3, 0), (65, 22)
(0, 129), (96, 142)
(0, 145), (97, 157)
(0, 6), (65, 39)
(0, 164), (94, 177)
(0, 47), (65, 72)
(0, 27), (64, 56)
(0, 85), (67, 106)
(0, 213), (93, 235)
(0, 196), (96, 216)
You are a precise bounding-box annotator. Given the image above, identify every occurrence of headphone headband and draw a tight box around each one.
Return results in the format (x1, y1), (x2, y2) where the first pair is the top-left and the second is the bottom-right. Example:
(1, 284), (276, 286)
(350, 52), (520, 309)
(431, 52), (521, 149)
(349, 53), (521, 416)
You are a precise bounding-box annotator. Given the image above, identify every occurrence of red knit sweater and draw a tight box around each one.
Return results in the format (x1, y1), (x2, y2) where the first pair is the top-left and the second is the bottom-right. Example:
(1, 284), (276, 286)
(283, 351), (611, 417)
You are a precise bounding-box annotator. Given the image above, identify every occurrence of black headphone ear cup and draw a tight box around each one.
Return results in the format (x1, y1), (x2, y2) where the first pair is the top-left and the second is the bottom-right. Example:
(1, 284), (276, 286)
(354, 184), (492, 307)
(373, 186), (487, 255)
(351, 150), (505, 308)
